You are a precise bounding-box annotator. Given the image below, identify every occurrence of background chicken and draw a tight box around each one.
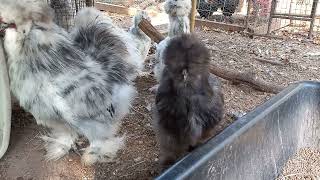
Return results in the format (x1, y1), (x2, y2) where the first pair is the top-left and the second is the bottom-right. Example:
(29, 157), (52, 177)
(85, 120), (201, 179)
(164, 0), (191, 37)
(129, 10), (152, 62)
(151, 0), (192, 92)
(197, 0), (240, 21)
(0, 0), (142, 165)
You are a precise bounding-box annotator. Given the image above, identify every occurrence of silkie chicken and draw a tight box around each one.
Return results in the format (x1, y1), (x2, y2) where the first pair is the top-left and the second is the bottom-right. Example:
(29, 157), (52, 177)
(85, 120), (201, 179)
(150, 0), (191, 92)
(164, 0), (191, 37)
(152, 34), (224, 170)
(128, 10), (152, 62)
(197, 0), (240, 22)
(0, 0), (143, 165)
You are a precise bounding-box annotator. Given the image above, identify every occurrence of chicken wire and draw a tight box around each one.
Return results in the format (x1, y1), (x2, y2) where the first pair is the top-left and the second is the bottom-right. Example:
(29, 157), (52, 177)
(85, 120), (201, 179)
(95, 0), (320, 43)
(265, 0), (320, 43)
(96, 0), (168, 27)
(196, 0), (320, 43)
(97, 0), (165, 10)
(47, 0), (94, 30)
(197, 0), (246, 22)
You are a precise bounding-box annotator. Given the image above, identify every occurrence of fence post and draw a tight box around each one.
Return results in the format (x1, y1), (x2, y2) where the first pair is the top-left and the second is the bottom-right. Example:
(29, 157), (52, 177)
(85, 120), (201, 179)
(190, 0), (197, 32)
(308, 0), (319, 39)
(267, 0), (277, 34)
(245, 0), (252, 30)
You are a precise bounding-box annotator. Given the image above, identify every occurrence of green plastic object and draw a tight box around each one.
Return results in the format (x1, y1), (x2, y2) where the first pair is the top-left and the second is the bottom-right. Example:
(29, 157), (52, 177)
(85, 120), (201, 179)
(0, 40), (11, 159)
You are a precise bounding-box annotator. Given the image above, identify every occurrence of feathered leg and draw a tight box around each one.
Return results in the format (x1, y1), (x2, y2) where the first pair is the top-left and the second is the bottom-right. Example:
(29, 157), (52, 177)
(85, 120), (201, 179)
(40, 121), (78, 161)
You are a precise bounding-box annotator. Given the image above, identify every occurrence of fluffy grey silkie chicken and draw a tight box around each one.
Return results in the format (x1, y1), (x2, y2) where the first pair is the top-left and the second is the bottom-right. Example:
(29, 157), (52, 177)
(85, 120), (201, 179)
(152, 34), (224, 170)
(0, 0), (143, 165)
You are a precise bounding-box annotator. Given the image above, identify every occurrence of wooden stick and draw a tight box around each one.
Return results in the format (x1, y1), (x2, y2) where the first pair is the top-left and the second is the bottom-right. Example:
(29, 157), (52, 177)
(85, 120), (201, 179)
(190, 0), (197, 32)
(253, 57), (284, 66)
(138, 18), (165, 43)
(210, 64), (284, 94)
(95, 2), (137, 16)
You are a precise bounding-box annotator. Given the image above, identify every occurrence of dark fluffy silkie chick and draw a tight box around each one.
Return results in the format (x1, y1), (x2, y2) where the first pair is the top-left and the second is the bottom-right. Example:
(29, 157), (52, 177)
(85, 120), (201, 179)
(152, 34), (224, 170)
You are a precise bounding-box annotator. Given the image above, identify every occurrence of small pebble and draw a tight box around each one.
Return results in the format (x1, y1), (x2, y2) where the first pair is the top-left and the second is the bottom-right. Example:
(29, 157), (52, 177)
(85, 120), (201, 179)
(134, 157), (142, 162)
(154, 158), (159, 162)
(146, 104), (152, 111)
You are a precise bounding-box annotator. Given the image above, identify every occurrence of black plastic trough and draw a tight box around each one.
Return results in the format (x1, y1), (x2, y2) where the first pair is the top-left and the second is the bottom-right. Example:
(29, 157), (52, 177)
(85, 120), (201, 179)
(156, 81), (320, 180)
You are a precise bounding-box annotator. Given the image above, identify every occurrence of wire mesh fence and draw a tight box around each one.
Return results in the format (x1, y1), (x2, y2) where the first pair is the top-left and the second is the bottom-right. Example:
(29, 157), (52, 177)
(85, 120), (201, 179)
(97, 0), (165, 10)
(96, 0), (168, 28)
(47, 0), (94, 30)
(195, 0), (320, 43)
(266, 0), (320, 43)
(196, 0), (245, 23)
(47, 0), (320, 43)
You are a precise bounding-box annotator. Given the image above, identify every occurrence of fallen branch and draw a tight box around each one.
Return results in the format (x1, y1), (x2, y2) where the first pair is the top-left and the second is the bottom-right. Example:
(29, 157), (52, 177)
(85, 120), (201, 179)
(253, 57), (284, 66)
(210, 64), (284, 94)
(138, 18), (164, 43)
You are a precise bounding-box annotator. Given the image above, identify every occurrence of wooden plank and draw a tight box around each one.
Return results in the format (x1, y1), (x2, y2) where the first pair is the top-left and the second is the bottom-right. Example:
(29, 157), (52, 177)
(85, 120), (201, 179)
(272, 14), (312, 21)
(273, 13), (311, 18)
(195, 19), (246, 32)
(95, 2), (137, 16)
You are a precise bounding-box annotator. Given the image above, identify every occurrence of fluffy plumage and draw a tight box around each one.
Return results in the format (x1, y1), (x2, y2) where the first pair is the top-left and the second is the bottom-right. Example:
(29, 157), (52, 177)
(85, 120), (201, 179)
(129, 10), (152, 62)
(0, 1), (142, 165)
(153, 37), (170, 83)
(197, 0), (240, 19)
(151, 0), (192, 88)
(152, 34), (224, 169)
(164, 0), (191, 37)
(71, 7), (143, 79)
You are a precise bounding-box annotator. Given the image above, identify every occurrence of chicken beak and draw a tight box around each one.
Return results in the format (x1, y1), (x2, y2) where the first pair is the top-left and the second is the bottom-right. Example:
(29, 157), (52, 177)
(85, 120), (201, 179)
(0, 23), (10, 31)
(182, 69), (188, 82)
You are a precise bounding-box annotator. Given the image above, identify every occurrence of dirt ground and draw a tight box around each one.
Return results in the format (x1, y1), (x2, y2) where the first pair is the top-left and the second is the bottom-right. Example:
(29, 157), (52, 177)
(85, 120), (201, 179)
(1, 14), (320, 180)
(277, 148), (320, 180)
